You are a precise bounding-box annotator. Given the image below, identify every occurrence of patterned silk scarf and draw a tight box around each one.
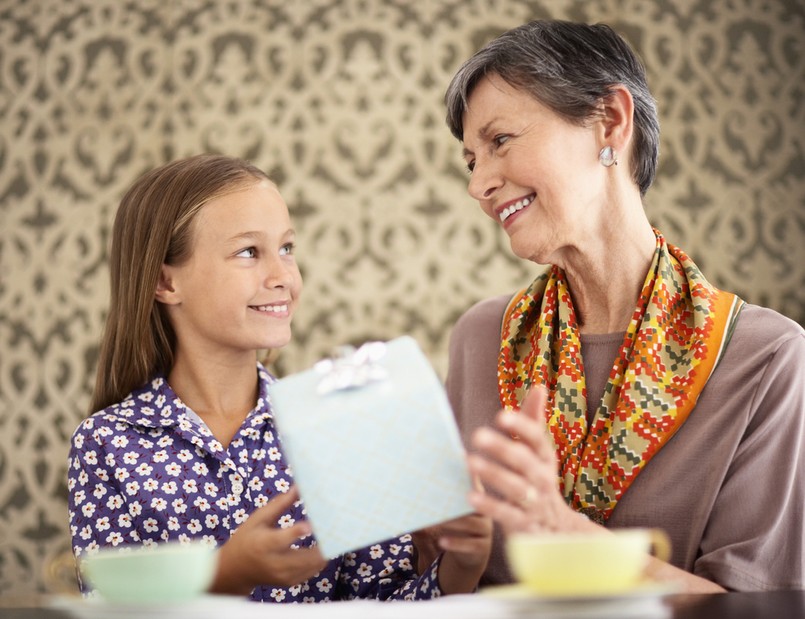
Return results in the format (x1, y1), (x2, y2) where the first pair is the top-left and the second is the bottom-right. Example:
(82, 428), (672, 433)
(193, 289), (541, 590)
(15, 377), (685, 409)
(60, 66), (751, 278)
(498, 230), (744, 523)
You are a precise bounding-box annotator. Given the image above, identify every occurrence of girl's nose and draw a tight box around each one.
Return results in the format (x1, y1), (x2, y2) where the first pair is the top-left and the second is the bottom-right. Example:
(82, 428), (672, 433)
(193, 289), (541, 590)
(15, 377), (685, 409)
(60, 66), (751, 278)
(263, 257), (294, 288)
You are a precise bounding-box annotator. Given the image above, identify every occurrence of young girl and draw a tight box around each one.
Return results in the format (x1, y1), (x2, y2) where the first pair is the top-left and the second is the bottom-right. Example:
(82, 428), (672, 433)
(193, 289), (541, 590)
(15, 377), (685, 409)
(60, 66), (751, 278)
(67, 154), (491, 601)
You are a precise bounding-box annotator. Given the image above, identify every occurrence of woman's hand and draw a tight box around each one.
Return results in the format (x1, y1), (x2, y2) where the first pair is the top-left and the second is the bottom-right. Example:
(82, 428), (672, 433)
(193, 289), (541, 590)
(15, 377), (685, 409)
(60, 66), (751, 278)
(414, 510), (492, 594)
(210, 487), (327, 595)
(466, 387), (595, 535)
(466, 387), (726, 593)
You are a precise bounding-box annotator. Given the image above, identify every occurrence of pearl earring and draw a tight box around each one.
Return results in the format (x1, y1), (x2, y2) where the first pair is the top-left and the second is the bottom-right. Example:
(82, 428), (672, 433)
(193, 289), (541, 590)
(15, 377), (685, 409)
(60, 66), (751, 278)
(599, 145), (618, 167)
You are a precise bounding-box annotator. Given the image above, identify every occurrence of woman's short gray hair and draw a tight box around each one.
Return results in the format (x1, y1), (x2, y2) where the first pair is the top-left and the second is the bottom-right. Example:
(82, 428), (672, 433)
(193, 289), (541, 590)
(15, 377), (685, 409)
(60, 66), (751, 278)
(445, 20), (659, 196)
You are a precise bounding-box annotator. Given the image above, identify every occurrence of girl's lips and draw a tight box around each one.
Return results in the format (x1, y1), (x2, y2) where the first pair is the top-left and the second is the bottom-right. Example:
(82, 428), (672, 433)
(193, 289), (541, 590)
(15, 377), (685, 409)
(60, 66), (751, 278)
(497, 193), (536, 223)
(250, 303), (290, 317)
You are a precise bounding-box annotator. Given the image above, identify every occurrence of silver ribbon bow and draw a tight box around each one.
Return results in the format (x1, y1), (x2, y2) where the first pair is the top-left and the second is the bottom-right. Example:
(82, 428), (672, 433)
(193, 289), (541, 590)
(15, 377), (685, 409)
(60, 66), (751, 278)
(314, 341), (389, 395)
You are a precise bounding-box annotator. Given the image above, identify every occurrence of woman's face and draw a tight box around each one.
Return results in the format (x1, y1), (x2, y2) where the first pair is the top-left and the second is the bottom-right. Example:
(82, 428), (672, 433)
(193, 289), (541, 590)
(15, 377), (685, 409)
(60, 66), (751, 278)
(161, 179), (302, 359)
(461, 74), (608, 266)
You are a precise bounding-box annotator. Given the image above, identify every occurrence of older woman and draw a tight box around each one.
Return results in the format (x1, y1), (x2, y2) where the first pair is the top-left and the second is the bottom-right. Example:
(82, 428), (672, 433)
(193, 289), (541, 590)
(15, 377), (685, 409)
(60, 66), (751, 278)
(443, 20), (804, 593)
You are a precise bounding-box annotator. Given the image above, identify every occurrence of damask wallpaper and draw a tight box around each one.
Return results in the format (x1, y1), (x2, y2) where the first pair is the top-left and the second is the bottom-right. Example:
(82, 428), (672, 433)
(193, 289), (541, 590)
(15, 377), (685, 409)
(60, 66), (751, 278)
(1, 0), (803, 596)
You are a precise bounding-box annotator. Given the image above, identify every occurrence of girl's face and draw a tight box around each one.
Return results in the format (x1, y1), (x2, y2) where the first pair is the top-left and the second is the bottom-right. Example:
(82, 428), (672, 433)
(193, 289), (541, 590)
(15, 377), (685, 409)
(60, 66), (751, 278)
(460, 74), (608, 267)
(160, 179), (302, 360)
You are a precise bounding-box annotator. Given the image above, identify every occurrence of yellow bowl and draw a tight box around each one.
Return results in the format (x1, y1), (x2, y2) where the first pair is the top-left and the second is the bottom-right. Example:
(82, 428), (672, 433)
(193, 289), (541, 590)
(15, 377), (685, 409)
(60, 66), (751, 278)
(506, 528), (670, 596)
(80, 542), (217, 605)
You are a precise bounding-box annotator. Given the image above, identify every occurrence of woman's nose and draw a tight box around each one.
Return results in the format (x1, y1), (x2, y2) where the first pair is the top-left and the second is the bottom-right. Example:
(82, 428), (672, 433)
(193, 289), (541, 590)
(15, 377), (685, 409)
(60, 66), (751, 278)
(467, 159), (502, 201)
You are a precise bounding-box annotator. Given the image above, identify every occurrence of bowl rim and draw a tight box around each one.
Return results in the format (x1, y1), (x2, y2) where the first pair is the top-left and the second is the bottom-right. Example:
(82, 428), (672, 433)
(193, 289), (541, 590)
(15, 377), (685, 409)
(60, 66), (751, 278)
(83, 540), (214, 558)
(508, 528), (654, 545)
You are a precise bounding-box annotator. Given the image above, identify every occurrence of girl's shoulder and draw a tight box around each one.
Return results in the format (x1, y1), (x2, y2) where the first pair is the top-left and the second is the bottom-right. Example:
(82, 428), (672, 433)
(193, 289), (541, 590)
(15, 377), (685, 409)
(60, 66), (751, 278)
(73, 376), (178, 438)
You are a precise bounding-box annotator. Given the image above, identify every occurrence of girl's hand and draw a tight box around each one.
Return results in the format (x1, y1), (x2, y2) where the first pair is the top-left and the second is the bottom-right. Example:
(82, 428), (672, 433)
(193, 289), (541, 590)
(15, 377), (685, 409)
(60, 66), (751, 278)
(210, 487), (327, 595)
(432, 510), (493, 594)
(411, 525), (442, 575)
(414, 481), (493, 595)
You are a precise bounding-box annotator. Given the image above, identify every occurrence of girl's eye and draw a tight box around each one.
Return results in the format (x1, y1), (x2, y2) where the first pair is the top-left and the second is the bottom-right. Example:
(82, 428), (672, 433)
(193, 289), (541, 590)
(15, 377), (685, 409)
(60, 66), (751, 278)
(466, 160), (475, 174)
(236, 247), (257, 258)
(279, 242), (295, 256)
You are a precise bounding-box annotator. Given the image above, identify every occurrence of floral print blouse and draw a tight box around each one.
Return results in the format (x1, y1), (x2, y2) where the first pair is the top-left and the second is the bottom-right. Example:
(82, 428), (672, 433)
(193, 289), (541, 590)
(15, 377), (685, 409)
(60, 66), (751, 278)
(67, 364), (442, 602)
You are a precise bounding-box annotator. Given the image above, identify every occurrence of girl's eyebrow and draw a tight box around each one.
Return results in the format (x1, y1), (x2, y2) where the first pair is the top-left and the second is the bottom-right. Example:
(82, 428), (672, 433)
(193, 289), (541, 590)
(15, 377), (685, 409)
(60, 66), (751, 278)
(227, 229), (296, 243)
(227, 230), (263, 243)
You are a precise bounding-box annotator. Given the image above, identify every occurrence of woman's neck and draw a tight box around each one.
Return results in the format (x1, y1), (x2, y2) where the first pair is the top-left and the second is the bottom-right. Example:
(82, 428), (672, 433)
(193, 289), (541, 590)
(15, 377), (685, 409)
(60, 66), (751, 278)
(559, 217), (656, 335)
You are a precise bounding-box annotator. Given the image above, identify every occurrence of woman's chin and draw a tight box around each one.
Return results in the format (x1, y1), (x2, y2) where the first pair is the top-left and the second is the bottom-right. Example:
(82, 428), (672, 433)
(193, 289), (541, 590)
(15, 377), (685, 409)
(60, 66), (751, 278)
(509, 239), (551, 266)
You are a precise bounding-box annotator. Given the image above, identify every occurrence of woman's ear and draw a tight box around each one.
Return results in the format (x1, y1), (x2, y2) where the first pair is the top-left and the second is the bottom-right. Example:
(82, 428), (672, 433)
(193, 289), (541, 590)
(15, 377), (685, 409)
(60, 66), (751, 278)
(597, 84), (634, 152)
(155, 264), (180, 305)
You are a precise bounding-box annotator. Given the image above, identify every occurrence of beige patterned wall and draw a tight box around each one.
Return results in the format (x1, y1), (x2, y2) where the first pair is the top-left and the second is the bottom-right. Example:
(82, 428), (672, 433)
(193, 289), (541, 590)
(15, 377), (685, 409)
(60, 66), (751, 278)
(1, 0), (803, 596)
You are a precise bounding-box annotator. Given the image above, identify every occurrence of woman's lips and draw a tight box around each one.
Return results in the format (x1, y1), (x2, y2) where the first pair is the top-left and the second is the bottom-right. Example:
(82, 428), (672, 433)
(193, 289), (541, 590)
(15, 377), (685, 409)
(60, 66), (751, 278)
(498, 193), (536, 223)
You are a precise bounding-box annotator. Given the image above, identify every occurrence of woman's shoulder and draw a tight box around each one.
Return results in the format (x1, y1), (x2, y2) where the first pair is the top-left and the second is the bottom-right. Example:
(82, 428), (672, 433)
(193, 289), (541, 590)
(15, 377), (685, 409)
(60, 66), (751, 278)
(712, 303), (805, 422)
(452, 294), (512, 337)
(729, 303), (805, 356)
(447, 294), (513, 383)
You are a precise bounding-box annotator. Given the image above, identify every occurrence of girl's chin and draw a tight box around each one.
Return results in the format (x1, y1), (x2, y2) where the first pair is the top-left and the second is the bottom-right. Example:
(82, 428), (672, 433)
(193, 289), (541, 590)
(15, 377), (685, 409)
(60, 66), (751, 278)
(259, 330), (293, 351)
(263, 340), (291, 352)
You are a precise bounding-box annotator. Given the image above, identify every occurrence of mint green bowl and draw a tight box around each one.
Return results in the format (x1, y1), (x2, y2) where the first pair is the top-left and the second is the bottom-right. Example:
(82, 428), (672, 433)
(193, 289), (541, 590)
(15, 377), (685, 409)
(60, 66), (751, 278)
(80, 542), (217, 605)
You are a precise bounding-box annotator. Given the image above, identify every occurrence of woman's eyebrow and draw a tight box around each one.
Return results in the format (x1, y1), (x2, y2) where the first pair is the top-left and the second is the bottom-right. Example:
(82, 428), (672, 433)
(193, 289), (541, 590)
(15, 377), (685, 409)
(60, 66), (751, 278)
(462, 119), (500, 157)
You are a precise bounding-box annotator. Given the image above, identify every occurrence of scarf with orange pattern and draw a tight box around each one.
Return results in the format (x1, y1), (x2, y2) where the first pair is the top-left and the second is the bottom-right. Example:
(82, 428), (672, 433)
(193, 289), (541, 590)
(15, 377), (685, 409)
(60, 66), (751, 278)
(498, 230), (743, 523)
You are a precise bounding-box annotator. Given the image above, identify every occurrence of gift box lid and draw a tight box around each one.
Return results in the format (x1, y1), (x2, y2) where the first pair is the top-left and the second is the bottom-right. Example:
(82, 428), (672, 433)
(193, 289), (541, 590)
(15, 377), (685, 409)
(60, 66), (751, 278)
(268, 335), (474, 558)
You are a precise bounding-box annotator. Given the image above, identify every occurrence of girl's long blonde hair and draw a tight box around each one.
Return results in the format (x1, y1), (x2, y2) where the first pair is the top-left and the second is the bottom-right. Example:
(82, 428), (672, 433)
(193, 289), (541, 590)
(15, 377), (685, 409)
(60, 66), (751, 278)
(90, 154), (270, 413)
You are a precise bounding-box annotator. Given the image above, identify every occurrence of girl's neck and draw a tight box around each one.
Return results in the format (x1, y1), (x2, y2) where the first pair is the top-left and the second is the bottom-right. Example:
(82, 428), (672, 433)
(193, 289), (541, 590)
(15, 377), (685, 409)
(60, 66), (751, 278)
(167, 350), (259, 448)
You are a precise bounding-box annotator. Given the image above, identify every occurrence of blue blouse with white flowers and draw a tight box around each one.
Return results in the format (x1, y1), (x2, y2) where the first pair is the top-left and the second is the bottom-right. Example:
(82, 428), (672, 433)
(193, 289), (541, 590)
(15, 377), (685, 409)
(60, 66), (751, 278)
(67, 364), (441, 602)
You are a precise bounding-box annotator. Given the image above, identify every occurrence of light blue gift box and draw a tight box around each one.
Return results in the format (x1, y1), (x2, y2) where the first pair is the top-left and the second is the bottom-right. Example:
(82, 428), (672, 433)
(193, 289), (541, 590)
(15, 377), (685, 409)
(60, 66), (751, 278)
(268, 336), (474, 559)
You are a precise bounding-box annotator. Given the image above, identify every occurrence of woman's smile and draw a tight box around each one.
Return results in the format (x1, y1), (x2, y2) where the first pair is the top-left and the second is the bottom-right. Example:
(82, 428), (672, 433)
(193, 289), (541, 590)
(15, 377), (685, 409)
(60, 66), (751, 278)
(496, 193), (536, 225)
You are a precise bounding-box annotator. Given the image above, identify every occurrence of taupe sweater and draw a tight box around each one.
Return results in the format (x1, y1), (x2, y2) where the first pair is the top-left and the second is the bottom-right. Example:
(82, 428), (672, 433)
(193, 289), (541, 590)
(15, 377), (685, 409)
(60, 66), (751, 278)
(446, 299), (805, 591)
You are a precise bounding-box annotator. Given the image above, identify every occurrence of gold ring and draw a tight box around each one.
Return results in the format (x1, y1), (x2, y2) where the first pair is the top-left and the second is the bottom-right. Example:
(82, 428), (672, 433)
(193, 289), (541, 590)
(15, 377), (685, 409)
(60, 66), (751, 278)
(518, 486), (537, 508)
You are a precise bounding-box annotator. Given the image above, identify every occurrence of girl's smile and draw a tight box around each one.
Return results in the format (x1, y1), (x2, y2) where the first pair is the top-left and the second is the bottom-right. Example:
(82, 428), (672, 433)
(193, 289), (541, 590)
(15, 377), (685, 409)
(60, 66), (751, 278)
(249, 302), (291, 318)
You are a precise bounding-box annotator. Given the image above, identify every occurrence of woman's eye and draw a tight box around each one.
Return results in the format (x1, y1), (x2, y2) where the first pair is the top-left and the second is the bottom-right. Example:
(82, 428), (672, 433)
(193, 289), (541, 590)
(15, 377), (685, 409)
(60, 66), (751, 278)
(465, 160), (475, 174)
(494, 134), (510, 147)
(280, 242), (295, 256)
(236, 247), (257, 258)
